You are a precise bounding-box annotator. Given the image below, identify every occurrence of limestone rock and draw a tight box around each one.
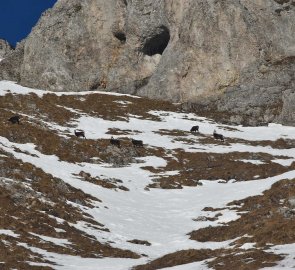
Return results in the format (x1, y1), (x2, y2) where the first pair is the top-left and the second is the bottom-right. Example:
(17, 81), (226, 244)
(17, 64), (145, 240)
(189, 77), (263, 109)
(103, 145), (140, 167)
(0, 40), (24, 82)
(0, 39), (13, 59)
(0, 0), (294, 125)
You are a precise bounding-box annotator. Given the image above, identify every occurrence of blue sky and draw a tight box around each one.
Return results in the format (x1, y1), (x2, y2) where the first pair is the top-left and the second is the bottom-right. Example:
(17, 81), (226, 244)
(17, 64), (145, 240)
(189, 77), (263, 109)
(0, 0), (57, 47)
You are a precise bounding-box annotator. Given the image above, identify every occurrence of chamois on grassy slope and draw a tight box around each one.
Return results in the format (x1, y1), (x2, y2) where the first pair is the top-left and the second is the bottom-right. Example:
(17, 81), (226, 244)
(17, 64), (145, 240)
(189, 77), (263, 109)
(131, 139), (143, 147)
(8, 115), (21, 124)
(213, 130), (224, 141)
(110, 136), (120, 147)
(74, 129), (86, 139)
(190, 125), (199, 133)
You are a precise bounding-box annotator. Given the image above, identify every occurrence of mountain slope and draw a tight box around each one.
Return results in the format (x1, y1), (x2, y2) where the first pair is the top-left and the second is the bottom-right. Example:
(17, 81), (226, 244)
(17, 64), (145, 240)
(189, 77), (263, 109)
(0, 0), (294, 125)
(0, 81), (295, 269)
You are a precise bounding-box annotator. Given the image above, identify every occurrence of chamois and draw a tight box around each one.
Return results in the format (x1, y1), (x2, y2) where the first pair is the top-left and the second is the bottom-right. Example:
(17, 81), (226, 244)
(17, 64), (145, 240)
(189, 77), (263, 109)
(131, 139), (143, 147)
(213, 130), (224, 141)
(74, 129), (86, 139)
(110, 136), (120, 147)
(190, 125), (199, 133)
(8, 115), (21, 124)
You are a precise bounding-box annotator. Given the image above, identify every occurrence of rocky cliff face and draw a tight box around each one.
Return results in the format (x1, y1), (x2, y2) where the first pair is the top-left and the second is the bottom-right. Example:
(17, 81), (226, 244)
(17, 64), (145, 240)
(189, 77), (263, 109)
(0, 39), (13, 60)
(0, 0), (294, 126)
(0, 39), (24, 82)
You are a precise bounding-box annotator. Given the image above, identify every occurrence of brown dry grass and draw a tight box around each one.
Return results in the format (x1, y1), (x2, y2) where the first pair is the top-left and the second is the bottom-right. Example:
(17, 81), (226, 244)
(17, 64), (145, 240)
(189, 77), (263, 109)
(75, 171), (129, 191)
(50, 92), (178, 122)
(0, 91), (177, 166)
(154, 129), (190, 137)
(145, 150), (290, 189)
(190, 179), (295, 246)
(0, 239), (53, 270)
(128, 239), (151, 246)
(106, 128), (142, 135)
(133, 248), (281, 270)
(0, 152), (140, 269)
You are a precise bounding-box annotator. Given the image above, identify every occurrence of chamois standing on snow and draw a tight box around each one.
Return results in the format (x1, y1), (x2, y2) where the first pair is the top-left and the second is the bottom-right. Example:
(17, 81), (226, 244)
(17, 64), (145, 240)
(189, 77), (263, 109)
(131, 139), (143, 148)
(110, 136), (121, 148)
(190, 125), (199, 133)
(74, 129), (86, 139)
(213, 130), (224, 141)
(8, 115), (21, 124)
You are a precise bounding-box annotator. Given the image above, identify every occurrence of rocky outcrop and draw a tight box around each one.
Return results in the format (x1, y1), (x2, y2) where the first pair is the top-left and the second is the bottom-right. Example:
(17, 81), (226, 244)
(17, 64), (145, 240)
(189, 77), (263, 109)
(0, 39), (13, 60)
(0, 0), (294, 125)
(0, 40), (24, 82)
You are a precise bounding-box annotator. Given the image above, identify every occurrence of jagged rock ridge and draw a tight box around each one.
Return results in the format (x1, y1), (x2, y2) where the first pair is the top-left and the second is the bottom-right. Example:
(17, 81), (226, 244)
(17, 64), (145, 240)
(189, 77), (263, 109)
(0, 0), (294, 126)
(0, 39), (13, 59)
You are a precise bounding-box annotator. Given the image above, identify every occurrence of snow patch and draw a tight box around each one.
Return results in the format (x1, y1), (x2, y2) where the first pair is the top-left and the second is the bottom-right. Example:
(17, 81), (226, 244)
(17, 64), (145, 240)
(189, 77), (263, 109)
(262, 243), (295, 269)
(0, 229), (19, 238)
(30, 233), (72, 247)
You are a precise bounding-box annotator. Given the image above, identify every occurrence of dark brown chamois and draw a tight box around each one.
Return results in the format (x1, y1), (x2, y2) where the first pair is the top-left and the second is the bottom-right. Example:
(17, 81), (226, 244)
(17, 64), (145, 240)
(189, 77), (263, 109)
(213, 130), (224, 141)
(74, 129), (86, 139)
(190, 125), (199, 133)
(8, 115), (21, 124)
(131, 139), (143, 147)
(110, 136), (120, 147)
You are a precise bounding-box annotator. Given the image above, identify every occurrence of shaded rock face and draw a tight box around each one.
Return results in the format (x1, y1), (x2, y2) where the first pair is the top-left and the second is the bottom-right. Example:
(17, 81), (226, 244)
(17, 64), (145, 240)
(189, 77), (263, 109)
(0, 39), (13, 60)
(0, 0), (294, 125)
(0, 40), (24, 82)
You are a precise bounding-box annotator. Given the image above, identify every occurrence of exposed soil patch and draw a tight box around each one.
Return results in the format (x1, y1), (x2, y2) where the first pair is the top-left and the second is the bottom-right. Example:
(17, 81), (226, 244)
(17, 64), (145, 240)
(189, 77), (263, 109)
(207, 249), (282, 270)
(190, 179), (295, 247)
(132, 248), (281, 270)
(0, 238), (53, 270)
(1, 92), (76, 126)
(145, 150), (289, 189)
(0, 115), (144, 166)
(246, 138), (295, 150)
(0, 90), (179, 124)
(0, 111), (100, 163)
(50, 92), (178, 122)
(75, 171), (129, 191)
(0, 92), (162, 167)
(128, 239), (151, 246)
(106, 128), (142, 136)
(215, 136), (295, 150)
(154, 129), (190, 137)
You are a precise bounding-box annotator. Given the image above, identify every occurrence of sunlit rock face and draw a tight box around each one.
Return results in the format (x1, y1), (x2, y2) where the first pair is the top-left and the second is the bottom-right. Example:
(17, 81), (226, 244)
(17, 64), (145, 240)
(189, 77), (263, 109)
(0, 0), (294, 125)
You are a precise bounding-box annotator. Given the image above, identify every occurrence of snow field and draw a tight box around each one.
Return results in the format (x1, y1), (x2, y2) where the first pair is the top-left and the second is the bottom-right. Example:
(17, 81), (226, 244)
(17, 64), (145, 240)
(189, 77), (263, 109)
(0, 81), (295, 269)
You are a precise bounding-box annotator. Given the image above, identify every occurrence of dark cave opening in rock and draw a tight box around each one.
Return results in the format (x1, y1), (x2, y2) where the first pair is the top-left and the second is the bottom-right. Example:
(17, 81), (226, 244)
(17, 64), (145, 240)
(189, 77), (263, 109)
(142, 26), (170, 56)
(114, 31), (127, 43)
